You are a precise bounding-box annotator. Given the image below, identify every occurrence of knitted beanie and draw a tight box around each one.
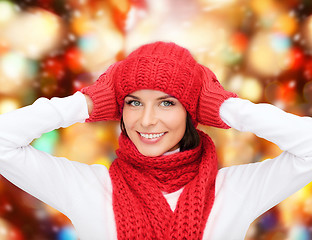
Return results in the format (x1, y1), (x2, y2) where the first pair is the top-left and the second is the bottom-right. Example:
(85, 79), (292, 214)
(113, 41), (201, 125)
(81, 41), (236, 128)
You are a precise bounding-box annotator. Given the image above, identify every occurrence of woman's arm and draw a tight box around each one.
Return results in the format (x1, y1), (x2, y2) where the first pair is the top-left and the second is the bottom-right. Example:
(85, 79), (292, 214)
(220, 98), (312, 159)
(0, 92), (105, 215)
(84, 94), (94, 115)
(219, 98), (312, 219)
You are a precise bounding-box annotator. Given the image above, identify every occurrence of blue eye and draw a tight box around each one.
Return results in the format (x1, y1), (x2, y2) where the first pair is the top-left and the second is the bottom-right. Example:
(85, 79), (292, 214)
(126, 100), (141, 106)
(160, 101), (175, 107)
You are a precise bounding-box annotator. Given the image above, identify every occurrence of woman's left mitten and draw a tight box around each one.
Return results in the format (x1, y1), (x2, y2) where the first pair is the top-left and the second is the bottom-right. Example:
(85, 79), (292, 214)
(197, 65), (237, 128)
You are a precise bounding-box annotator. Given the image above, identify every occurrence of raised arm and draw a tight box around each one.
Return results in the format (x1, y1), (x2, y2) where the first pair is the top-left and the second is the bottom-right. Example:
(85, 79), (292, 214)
(221, 98), (312, 159)
(0, 92), (101, 215)
(0, 92), (87, 149)
(219, 98), (312, 219)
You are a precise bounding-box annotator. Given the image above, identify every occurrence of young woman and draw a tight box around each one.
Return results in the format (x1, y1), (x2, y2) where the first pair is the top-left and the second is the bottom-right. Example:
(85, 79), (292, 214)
(0, 41), (311, 240)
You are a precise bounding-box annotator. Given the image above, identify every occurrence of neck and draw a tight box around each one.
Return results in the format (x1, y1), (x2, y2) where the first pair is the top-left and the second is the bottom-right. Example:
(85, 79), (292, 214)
(162, 148), (180, 156)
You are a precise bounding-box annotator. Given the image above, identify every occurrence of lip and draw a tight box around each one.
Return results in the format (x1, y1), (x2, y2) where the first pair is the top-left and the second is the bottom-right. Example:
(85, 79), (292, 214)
(139, 132), (165, 135)
(137, 131), (167, 144)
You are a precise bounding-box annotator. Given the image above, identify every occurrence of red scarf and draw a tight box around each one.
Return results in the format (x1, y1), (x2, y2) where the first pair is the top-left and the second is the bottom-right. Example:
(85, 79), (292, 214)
(109, 130), (218, 239)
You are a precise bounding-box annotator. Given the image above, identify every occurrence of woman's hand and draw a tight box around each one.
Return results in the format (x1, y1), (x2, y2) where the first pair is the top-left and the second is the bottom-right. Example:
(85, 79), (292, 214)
(80, 63), (120, 122)
(197, 65), (237, 129)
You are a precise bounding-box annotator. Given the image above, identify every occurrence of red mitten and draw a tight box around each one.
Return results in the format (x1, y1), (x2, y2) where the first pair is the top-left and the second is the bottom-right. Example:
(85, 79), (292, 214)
(80, 63), (120, 122)
(197, 65), (237, 128)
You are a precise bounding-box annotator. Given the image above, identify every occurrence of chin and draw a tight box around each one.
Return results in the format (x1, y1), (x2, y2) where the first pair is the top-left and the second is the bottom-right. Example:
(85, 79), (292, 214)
(139, 150), (164, 157)
(136, 146), (166, 157)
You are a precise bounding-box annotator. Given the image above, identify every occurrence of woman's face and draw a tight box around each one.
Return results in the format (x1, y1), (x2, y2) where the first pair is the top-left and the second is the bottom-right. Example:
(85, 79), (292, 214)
(122, 89), (187, 157)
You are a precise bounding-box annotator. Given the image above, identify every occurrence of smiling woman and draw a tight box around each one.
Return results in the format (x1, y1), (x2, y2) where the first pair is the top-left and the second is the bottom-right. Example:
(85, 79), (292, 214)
(119, 92), (201, 154)
(122, 89), (187, 157)
(0, 41), (312, 240)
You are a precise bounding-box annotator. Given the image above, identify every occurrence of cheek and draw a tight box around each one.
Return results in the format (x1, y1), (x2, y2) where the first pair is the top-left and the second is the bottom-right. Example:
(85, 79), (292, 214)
(165, 111), (187, 132)
(122, 110), (137, 130)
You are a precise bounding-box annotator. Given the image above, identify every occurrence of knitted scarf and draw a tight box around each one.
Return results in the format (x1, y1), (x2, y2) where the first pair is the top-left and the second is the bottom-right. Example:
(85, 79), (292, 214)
(109, 130), (218, 239)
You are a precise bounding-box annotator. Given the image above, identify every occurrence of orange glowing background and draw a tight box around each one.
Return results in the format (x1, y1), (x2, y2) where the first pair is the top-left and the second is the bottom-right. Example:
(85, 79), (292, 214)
(0, 0), (312, 239)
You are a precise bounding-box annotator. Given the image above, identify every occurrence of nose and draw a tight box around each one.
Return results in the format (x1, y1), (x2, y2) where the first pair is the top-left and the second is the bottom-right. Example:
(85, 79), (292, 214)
(140, 105), (158, 127)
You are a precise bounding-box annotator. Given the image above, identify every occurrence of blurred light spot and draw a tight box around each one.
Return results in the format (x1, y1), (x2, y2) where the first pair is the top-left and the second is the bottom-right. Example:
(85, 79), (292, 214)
(78, 34), (98, 52)
(57, 226), (77, 240)
(303, 81), (312, 103)
(270, 33), (291, 52)
(1, 52), (27, 80)
(303, 15), (312, 51)
(94, 156), (112, 169)
(2, 9), (64, 59)
(274, 12), (298, 35)
(287, 47), (304, 71)
(0, 98), (19, 114)
(0, 52), (36, 94)
(288, 225), (310, 240)
(0, 1), (17, 23)
(0, 218), (9, 237)
(247, 31), (291, 76)
(31, 130), (59, 154)
(229, 74), (262, 102)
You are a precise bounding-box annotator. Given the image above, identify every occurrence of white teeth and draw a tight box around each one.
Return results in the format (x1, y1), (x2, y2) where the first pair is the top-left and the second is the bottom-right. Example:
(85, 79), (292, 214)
(140, 132), (165, 139)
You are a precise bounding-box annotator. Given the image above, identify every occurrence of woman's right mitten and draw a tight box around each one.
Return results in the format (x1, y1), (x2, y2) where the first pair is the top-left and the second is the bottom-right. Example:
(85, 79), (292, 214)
(80, 63), (120, 122)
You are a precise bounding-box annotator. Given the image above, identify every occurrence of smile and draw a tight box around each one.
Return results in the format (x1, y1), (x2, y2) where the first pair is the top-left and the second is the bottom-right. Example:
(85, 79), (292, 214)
(139, 132), (165, 139)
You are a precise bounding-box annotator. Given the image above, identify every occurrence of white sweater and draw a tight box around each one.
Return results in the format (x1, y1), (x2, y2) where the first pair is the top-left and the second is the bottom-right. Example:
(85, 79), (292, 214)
(0, 92), (311, 240)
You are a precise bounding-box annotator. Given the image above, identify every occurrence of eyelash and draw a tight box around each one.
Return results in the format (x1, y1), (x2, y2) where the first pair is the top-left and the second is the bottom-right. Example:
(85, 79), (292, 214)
(125, 100), (141, 107)
(161, 100), (175, 107)
(125, 100), (175, 107)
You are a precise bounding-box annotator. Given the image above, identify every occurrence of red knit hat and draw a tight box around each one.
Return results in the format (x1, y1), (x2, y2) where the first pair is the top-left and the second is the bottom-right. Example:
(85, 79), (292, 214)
(81, 41), (237, 128)
(113, 41), (201, 125)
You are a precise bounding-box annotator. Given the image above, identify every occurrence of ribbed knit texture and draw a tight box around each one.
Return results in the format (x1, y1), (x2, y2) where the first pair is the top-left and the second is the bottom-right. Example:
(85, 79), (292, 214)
(80, 63), (121, 122)
(113, 41), (201, 126)
(197, 64), (238, 128)
(80, 41), (236, 128)
(109, 130), (218, 240)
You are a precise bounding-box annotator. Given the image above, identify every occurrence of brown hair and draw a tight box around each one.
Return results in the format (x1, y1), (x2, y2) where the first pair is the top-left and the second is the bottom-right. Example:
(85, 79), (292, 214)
(120, 112), (200, 152)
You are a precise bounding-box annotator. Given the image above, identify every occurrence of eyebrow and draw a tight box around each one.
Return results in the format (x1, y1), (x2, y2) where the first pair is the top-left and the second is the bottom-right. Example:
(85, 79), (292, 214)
(126, 94), (176, 100)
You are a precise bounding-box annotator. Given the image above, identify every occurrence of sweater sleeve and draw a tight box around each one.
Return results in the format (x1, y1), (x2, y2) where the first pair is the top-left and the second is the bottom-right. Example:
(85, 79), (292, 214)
(219, 98), (312, 219)
(0, 92), (109, 216)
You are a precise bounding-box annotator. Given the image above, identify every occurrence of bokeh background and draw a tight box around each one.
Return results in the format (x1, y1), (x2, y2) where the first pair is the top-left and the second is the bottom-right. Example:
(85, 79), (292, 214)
(0, 0), (312, 239)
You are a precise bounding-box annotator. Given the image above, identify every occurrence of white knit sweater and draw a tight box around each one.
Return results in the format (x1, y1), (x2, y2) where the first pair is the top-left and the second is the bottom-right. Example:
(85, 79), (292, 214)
(0, 92), (311, 240)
